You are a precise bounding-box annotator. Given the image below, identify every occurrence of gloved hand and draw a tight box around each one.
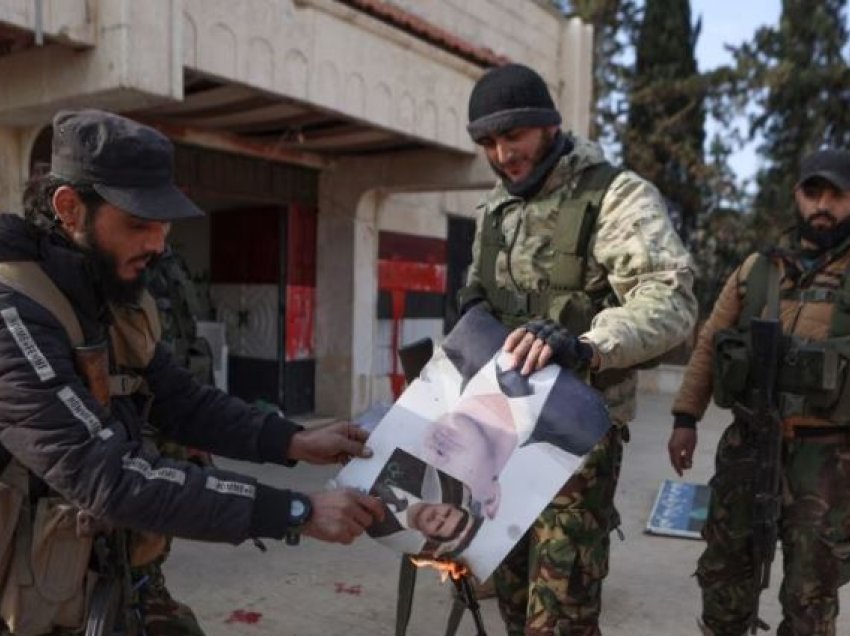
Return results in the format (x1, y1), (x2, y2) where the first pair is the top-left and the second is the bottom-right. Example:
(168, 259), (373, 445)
(504, 318), (594, 375)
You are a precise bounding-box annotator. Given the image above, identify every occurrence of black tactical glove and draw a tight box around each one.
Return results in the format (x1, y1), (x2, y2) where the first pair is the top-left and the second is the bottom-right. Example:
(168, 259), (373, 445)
(522, 319), (594, 371)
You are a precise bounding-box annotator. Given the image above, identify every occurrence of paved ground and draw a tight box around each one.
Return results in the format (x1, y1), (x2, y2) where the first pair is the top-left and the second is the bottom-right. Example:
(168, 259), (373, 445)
(164, 391), (850, 635)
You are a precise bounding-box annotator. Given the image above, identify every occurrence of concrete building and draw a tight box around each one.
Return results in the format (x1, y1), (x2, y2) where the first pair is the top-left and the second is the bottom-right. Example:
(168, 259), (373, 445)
(0, 0), (593, 417)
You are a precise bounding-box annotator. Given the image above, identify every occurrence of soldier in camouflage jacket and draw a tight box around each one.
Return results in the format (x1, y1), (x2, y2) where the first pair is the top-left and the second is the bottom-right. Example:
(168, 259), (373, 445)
(458, 64), (697, 636)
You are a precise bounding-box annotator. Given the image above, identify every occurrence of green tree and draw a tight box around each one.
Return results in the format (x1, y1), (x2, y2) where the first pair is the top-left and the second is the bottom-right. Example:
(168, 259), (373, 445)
(734, 0), (850, 231)
(623, 0), (705, 242)
(552, 0), (640, 150)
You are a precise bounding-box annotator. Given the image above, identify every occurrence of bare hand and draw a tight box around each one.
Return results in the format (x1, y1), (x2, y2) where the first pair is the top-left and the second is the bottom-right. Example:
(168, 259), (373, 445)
(503, 328), (555, 376)
(302, 489), (386, 545)
(288, 422), (373, 465)
(668, 428), (697, 477)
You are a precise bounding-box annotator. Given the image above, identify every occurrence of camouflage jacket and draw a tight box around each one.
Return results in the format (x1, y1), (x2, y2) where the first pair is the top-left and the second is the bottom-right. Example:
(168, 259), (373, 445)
(467, 134), (697, 423)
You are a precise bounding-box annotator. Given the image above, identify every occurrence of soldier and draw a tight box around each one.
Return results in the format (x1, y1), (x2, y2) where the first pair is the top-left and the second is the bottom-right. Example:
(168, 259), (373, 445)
(668, 148), (850, 636)
(0, 110), (384, 636)
(458, 64), (697, 635)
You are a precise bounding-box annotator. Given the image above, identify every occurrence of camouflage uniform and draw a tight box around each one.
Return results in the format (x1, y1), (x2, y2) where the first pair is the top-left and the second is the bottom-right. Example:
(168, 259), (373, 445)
(698, 421), (850, 636)
(467, 134), (697, 634)
(130, 247), (212, 636)
(674, 249), (850, 635)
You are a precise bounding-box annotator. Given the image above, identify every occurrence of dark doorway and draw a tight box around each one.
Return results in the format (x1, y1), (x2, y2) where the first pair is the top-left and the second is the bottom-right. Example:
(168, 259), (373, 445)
(444, 215), (477, 333)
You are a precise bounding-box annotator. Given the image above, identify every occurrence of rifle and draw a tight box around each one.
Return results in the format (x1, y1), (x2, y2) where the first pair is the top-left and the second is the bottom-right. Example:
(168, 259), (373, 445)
(735, 315), (783, 634)
(394, 338), (433, 636)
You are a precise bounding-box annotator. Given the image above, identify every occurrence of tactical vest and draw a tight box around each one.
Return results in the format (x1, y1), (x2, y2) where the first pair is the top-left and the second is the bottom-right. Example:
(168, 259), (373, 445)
(0, 261), (162, 636)
(712, 253), (850, 426)
(465, 162), (622, 334)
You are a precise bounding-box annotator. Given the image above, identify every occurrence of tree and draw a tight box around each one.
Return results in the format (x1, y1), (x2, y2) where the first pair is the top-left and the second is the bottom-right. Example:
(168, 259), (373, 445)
(623, 0), (705, 242)
(734, 0), (850, 230)
(552, 0), (640, 152)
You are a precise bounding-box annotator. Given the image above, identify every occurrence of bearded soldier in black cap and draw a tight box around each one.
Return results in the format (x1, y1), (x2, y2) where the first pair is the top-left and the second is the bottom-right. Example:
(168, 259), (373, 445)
(0, 110), (384, 636)
(669, 150), (850, 635)
(458, 64), (697, 635)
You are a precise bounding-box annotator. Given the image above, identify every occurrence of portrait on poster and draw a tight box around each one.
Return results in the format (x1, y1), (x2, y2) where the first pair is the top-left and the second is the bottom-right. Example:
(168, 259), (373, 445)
(336, 307), (611, 580)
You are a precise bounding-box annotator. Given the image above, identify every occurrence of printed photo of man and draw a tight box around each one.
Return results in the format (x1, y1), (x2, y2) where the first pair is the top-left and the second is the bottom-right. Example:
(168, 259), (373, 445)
(367, 448), (483, 560)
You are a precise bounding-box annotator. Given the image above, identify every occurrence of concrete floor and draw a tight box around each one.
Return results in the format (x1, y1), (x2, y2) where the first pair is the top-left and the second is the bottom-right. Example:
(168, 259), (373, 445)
(164, 391), (850, 635)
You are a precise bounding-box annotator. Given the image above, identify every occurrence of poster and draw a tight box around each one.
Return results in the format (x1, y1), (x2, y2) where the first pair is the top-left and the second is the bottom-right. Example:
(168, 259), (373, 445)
(336, 307), (612, 580)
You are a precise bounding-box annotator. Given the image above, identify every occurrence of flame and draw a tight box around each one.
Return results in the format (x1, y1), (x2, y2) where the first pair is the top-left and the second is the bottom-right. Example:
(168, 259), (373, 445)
(410, 556), (469, 582)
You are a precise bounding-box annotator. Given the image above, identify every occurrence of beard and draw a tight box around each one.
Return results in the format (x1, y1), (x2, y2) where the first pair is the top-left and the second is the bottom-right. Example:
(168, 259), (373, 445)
(796, 209), (850, 253)
(83, 216), (152, 305)
(487, 128), (557, 183)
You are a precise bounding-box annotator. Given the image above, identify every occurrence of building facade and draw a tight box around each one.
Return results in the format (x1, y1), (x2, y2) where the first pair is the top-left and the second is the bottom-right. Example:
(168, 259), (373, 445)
(0, 0), (593, 417)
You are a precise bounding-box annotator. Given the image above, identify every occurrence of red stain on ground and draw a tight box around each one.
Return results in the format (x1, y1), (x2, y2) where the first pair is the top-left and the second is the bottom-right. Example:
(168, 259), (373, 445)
(334, 582), (363, 596)
(225, 609), (263, 625)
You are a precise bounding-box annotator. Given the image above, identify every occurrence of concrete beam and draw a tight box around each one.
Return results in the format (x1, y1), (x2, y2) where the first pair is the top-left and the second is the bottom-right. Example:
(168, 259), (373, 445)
(0, 0), (95, 48)
(143, 121), (331, 171)
(0, 0), (182, 126)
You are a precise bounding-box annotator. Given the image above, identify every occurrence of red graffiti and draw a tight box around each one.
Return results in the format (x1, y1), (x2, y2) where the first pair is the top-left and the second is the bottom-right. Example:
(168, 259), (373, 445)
(378, 260), (447, 294)
(285, 285), (316, 361)
(225, 609), (263, 625)
(334, 582), (363, 596)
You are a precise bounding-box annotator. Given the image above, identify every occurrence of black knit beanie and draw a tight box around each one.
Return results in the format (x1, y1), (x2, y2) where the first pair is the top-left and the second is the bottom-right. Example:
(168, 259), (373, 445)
(467, 64), (561, 143)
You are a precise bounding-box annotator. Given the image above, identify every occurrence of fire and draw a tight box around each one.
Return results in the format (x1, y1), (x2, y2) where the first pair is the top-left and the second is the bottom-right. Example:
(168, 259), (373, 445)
(410, 556), (469, 582)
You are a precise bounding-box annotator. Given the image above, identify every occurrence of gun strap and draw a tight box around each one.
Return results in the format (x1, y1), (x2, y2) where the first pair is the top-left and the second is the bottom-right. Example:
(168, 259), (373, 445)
(0, 261), (84, 347)
(765, 261), (781, 321)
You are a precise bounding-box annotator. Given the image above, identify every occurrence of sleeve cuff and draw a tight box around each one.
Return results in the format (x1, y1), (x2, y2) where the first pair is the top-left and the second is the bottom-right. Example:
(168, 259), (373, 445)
(673, 413), (698, 429)
(250, 484), (292, 540)
(258, 415), (304, 466)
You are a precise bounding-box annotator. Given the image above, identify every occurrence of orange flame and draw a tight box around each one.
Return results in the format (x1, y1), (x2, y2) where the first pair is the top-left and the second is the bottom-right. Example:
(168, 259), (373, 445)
(410, 557), (469, 582)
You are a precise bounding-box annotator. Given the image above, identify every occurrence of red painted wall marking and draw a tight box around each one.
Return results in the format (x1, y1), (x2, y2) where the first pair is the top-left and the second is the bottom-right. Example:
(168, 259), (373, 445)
(285, 285), (315, 361)
(378, 260), (447, 294)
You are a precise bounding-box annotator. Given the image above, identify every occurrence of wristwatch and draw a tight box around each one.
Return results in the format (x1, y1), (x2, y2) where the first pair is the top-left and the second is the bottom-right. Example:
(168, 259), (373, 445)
(285, 493), (313, 546)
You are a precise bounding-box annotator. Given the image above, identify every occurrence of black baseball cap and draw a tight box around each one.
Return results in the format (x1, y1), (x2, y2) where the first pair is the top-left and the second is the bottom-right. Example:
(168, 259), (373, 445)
(50, 109), (203, 221)
(797, 149), (850, 192)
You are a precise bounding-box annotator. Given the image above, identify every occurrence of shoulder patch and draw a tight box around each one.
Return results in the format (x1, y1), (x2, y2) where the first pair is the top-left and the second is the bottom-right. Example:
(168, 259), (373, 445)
(122, 454), (187, 486)
(57, 386), (102, 436)
(205, 476), (256, 499)
(2, 307), (55, 381)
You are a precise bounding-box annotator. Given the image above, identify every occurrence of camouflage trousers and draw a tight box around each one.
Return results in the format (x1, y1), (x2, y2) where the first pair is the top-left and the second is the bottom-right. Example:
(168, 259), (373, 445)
(698, 421), (850, 636)
(493, 427), (624, 636)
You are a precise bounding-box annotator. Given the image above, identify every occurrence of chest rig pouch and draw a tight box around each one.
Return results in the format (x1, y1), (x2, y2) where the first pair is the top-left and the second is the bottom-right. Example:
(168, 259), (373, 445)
(0, 261), (161, 635)
(475, 162), (623, 333)
(712, 253), (850, 425)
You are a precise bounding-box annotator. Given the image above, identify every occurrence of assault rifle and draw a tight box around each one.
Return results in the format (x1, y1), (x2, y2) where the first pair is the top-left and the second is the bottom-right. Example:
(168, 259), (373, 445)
(395, 338), (434, 636)
(734, 316), (783, 634)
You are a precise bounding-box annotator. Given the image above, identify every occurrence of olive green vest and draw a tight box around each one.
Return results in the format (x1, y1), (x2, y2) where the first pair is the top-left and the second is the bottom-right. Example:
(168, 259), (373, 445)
(466, 162), (622, 332)
(713, 251), (850, 424)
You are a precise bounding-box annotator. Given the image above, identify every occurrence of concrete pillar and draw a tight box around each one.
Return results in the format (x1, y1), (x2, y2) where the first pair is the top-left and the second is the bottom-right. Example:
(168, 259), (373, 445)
(0, 125), (42, 215)
(558, 17), (594, 138)
(315, 148), (494, 417)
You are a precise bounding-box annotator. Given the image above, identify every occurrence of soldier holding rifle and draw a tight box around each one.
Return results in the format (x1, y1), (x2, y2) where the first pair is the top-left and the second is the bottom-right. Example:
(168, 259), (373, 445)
(669, 149), (850, 635)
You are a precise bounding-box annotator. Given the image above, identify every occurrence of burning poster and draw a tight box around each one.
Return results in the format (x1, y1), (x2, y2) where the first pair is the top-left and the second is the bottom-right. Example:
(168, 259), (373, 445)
(335, 306), (611, 580)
